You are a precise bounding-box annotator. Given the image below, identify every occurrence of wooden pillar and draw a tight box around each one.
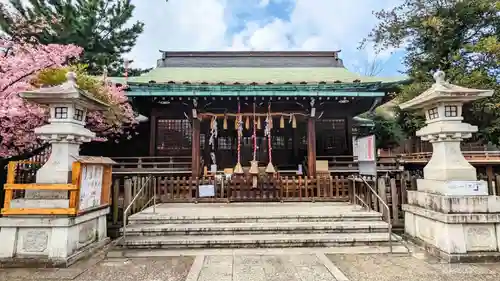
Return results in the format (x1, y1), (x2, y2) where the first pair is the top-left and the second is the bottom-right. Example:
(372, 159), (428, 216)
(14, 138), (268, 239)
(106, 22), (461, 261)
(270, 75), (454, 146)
(307, 117), (317, 177)
(346, 117), (353, 155)
(149, 113), (157, 156)
(191, 117), (201, 177)
(486, 165), (494, 195)
(293, 126), (299, 163)
(203, 122), (210, 169)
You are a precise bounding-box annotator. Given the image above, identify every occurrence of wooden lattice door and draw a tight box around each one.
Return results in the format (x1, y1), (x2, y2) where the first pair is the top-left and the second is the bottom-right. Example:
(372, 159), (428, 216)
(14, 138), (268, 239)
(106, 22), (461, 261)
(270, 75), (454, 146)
(156, 119), (192, 157)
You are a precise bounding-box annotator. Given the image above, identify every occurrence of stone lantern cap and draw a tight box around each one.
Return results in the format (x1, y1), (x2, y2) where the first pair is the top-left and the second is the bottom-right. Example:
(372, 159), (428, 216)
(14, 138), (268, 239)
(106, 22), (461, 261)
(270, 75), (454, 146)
(399, 70), (493, 111)
(19, 72), (109, 111)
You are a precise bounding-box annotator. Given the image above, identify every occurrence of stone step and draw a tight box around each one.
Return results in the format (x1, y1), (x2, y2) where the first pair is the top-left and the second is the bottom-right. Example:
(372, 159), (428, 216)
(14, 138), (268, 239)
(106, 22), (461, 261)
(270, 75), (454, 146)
(120, 232), (395, 249)
(108, 245), (411, 258)
(123, 221), (389, 236)
(128, 211), (383, 224)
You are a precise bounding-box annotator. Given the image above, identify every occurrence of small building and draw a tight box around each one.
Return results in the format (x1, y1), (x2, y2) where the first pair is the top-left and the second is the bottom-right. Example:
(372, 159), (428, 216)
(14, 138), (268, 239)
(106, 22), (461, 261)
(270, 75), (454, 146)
(108, 51), (407, 176)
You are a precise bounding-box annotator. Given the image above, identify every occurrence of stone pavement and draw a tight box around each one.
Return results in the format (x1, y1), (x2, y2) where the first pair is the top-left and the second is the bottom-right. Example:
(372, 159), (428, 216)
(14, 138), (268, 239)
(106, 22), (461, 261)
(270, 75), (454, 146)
(328, 253), (500, 281)
(2, 248), (500, 281)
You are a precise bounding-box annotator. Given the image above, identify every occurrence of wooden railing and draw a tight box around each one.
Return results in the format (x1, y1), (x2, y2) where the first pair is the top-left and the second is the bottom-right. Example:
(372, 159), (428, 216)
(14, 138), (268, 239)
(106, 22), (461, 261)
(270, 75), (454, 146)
(313, 155), (401, 174)
(2, 183), (79, 215)
(350, 176), (393, 251)
(111, 156), (203, 174)
(347, 174), (409, 228)
(1, 162), (113, 216)
(387, 138), (498, 155)
(400, 151), (500, 164)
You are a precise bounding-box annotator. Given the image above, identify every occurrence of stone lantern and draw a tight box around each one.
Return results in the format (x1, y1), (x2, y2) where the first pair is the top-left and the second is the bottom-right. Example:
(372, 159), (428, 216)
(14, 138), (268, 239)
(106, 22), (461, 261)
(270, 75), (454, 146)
(400, 71), (500, 262)
(400, 71), (493, 194)
(0, 73), (113, 267)
(20, 72), (109, 197)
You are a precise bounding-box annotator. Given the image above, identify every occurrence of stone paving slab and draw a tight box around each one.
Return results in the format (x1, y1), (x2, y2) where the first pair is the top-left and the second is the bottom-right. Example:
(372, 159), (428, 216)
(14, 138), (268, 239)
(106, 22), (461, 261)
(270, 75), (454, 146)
(194, 254), (340, 281)
(327, 254), (500, 281)
(0, 255), (194, 281)
(4, 248), (500, 281)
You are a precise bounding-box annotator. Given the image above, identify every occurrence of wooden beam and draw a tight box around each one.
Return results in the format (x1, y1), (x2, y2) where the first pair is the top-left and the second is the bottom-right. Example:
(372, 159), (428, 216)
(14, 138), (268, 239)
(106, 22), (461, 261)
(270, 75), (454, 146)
(307, 117), (317, 177)
(101, 165), (112, 205)
(1, 208), (77, 216)
(6, 161), (16, 184)
(192, 117), (201, 177)
(69, 161), (82, 211)
(3, 184), (77, 190)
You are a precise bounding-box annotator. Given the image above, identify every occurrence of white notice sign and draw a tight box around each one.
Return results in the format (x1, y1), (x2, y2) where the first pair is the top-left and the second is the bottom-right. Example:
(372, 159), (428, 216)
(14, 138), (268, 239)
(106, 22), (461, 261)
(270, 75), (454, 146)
(199, 185), (215, 197)
(210, 164), (217, 173)
(446, 180), (488, 196)
(79, 164), (104, 211)
(357, 135), (376, 162)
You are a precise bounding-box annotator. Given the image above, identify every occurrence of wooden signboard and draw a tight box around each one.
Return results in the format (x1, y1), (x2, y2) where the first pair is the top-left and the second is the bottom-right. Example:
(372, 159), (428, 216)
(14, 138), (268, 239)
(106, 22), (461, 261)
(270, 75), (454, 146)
(73, 156), (115, 214)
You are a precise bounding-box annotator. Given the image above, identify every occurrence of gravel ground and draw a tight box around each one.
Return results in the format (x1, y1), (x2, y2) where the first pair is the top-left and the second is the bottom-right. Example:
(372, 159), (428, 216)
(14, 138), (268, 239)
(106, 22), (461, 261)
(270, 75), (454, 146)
(327, 254), (500, 281)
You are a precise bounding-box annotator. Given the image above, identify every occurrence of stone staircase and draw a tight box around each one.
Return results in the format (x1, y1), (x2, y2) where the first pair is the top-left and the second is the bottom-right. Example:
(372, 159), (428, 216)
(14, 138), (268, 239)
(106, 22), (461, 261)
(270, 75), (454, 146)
(114, 202), (398, 252)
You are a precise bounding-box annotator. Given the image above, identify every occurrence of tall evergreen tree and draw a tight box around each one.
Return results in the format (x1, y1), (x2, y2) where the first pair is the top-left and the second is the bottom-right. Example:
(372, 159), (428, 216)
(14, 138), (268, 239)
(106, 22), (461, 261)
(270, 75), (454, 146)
(363, 0), (499, 144)
(0, 0), (144, 75)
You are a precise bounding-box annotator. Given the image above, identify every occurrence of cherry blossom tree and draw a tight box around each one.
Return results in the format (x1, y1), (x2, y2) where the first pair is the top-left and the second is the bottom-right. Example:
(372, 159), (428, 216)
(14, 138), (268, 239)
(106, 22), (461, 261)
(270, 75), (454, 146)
(0, 39), (83, 159)
(1, 41), (137, 164)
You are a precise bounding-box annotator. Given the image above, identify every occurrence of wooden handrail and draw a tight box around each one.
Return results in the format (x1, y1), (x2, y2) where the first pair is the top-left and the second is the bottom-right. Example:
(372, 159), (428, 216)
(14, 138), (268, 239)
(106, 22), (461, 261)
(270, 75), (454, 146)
(2, 161), (113, 216)
(2, 183), (79, 215)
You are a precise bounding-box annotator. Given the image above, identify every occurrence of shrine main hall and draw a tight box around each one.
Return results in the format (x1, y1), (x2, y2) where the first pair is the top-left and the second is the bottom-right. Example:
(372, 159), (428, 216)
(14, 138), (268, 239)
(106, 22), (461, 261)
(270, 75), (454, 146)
(106, 51), (407, 176)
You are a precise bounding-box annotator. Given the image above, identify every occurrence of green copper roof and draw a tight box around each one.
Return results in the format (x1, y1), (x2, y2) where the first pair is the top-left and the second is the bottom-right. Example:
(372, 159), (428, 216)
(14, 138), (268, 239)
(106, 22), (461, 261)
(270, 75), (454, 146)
(115, 67), (407, 85)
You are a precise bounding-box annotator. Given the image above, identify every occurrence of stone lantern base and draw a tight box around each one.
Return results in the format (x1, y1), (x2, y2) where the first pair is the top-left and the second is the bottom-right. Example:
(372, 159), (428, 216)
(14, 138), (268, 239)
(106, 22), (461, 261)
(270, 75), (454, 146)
(0, 208), (110, 267)
(403, 191), (500, 262)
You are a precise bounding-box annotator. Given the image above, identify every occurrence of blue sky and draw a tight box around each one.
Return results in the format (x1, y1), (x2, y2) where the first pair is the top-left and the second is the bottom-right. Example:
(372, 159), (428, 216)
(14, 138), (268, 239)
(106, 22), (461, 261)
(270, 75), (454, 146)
(128, 0), (406, 77)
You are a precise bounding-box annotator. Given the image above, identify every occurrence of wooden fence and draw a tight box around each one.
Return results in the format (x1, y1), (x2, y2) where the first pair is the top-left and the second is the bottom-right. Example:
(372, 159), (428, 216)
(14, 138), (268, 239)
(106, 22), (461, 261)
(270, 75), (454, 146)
(114, 175), (350, 204)
(5, 155), (500, 236)
(353, 174), (409, 229)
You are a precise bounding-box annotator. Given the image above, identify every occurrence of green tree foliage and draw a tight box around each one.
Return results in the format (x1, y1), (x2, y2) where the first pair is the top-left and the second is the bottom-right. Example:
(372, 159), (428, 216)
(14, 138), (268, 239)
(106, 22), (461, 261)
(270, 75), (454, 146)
(107, 64), (153, 77)
(0, 0), (144, 75)
(364, 0), (500, 143)
(357, 109), (407, 150)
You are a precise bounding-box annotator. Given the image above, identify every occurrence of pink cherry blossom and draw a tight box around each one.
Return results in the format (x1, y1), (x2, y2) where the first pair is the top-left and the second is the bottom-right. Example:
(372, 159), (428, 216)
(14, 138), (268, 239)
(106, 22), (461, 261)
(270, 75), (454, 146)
(0, 38), (136, 158)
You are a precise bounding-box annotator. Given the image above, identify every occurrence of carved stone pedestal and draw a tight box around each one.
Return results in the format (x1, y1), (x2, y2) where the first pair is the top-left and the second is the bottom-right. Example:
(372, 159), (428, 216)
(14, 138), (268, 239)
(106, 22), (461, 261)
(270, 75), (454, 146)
(0, 208), (110, 267)
(403, 191), (500, 262)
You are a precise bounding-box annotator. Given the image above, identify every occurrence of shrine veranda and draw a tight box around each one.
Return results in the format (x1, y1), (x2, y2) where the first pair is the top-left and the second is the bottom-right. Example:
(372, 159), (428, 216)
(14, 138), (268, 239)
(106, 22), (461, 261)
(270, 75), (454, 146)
(105, 51), (407, 177)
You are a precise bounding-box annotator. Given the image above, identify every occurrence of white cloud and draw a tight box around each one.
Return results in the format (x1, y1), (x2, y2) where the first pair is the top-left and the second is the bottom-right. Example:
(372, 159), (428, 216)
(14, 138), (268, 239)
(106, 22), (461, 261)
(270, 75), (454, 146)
(128, 0), (404, 73)
(229, 0), (401, 56)
(128, 0), (228, 68)
(258, 0), (271, 7)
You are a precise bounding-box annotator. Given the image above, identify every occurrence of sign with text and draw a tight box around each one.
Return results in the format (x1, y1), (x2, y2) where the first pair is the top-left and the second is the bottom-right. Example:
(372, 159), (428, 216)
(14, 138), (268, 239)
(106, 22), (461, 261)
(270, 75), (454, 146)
(446, 180), (488, 196)
(356, 135), (376, 161)
(356, 135), (377, 176)
(78, 164), (104, 211)
(198, 184), (215, 197)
